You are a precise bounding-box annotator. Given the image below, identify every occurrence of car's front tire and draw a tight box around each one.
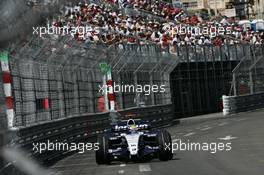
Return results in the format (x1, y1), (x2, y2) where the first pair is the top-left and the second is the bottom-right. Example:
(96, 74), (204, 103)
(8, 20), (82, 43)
(157, 130), (173, 161)
(95, 134), (110, 165)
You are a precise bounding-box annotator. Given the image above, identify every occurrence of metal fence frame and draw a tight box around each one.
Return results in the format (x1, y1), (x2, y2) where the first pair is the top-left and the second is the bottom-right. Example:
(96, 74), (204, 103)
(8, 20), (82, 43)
(170, 44), (245, 117)
(7, 34), (179, 127)
(230, 44), (264, 96)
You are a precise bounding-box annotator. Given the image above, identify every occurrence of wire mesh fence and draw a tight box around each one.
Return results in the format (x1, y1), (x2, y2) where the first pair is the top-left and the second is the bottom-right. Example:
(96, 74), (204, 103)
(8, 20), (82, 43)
(170, 44), (247, 117)
(5, 29), (258, 126)
(7, 34), (178, 127)
(230, 44), (264, 96)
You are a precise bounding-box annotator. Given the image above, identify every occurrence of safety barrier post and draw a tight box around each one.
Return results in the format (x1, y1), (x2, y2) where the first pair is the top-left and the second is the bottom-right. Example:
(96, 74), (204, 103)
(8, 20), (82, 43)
(222, 95), (236, 115)
(102, 74), (109, 111)
(0, 51), (14, 129)
(106, 70), (115, 111)
(99, 63), (115, 112)
(0, 55), (7, 171)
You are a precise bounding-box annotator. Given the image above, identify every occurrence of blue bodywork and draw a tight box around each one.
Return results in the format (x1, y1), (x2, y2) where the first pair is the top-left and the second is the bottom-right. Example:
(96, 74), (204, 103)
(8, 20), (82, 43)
(105, 119), (161, 161)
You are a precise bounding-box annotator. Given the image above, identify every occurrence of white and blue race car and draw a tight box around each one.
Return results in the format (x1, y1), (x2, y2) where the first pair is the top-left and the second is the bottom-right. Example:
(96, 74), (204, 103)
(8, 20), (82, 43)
(95, 119), (173, 164)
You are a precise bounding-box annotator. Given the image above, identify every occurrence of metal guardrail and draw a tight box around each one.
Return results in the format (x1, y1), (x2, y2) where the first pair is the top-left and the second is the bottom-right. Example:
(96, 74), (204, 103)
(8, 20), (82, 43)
(1, 104), (174, 173)
(222, 93), (264, 115)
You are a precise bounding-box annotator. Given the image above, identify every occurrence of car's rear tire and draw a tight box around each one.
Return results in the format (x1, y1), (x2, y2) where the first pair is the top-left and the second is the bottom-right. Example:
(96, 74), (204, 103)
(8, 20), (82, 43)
(96, 134), (110, 165)
(157, 130), (173, 161)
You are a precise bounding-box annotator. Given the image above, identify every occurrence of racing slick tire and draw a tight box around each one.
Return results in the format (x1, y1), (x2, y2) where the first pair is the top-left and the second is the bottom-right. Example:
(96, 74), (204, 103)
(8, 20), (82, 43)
(157, 130), (173, 161)
(96, 134), (110, 165)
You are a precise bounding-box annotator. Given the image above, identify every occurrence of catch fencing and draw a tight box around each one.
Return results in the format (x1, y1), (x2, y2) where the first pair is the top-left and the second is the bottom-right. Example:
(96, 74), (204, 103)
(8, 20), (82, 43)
(6, 34), (178, 127)
(223, 44), (264, 115)
(170, 44), (244, 117)
(230, 44), (264, 96)
(5, 34), (257, 125)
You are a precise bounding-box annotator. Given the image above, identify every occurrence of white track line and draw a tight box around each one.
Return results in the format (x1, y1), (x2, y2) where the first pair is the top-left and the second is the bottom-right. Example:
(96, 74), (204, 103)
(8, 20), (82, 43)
(118, 170), (125, 174)
(52, 163), (92, 168)
(139, 164), (151, 172)
(120, 164), (126, 167)
(234, 118), (247, 122)
(201, 127), (212, 131)
(218, 122), (228, 126)
(183, 132), (195, 137)
(53, 163), (121, 169)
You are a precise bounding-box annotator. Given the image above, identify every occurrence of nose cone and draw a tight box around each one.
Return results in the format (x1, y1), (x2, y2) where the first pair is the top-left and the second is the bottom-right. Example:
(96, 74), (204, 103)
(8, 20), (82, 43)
(125, 134), (140, 155)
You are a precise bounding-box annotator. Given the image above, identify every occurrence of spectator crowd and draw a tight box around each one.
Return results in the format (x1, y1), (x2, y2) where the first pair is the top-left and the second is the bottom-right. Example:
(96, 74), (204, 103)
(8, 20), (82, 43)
(42, 0), (264, 49)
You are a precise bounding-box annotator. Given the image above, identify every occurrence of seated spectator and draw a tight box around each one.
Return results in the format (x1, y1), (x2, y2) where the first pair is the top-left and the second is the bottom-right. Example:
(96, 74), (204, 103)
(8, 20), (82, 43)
(46, 1), (263, 49)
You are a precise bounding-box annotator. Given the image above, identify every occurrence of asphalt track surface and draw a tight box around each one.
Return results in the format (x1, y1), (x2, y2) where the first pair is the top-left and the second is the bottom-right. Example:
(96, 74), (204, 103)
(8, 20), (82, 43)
(51, 110), (264, 175)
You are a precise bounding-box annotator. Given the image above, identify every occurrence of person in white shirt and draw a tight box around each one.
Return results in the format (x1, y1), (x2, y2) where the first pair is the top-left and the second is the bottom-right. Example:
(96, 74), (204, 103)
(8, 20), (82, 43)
(204, 37), (211, 45)
(198, 38), (203, 45)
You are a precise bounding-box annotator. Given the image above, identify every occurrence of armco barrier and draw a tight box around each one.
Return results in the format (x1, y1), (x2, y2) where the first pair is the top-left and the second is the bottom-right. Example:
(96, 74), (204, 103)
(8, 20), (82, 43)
(2, 104), (173, 172)
(222, 92), (264, 115)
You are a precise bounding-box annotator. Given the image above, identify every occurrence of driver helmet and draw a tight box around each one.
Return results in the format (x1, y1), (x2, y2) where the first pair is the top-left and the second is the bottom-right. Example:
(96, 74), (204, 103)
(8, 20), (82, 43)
(127, 119), (137, 131)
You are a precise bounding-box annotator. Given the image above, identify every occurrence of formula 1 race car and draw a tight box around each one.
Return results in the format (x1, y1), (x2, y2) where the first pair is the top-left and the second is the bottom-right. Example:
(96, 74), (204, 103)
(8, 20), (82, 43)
(95, 119), (173, 164)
